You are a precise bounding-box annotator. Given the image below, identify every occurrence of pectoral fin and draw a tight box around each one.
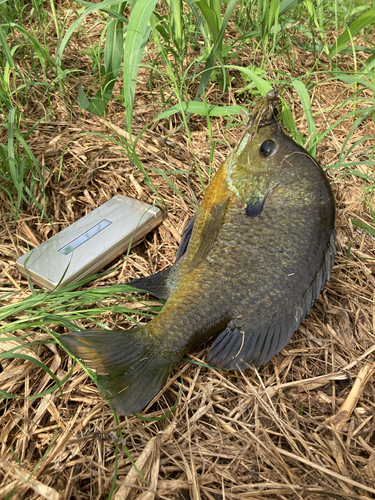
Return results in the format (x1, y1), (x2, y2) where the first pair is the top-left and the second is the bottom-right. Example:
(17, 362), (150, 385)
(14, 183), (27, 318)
(189, 199), (229, 271)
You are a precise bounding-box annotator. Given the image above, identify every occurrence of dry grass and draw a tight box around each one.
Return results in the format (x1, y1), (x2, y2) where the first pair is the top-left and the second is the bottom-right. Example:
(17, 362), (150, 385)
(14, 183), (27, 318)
(1, 8), (375, 500)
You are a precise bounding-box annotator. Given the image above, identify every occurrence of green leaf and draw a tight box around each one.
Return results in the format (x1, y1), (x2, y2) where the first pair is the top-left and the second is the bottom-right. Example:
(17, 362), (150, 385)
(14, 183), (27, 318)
(328, 7), (375, 62)
(351, 219), (375, 237)
(303, 0), (315, 19)
(195, 0), (219, 40)
(290, 79), (317, 156)
(331, 65), (375, 93)
(361, 51), (375, 73)
(0, 352), (66, 400)
(156, 101), (247, 120)
(78, 85), (90, 109)
(0, 25), (15, 68)
(57, 0), (126, 71)
(170, 0), (184, 52)
(193, 0), (238, 102)
(282, 103), (304, 145)
(123, 0), (158, 134)
(85, 3), (126, 115)
(227, 66), (272, 95)
(4, 23), (55, 67)
(279, 0), (305, 16)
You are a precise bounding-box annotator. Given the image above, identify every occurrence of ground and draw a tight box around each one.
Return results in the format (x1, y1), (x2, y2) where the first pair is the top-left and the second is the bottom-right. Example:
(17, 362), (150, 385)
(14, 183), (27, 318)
(0, 4), (375, 500)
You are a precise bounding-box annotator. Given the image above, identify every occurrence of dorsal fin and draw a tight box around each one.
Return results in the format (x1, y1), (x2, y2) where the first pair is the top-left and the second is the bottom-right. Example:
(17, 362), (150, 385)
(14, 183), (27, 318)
(129, 268), (172, 300)
(128, 214), (197, 300)
(176, 214), (196, 261)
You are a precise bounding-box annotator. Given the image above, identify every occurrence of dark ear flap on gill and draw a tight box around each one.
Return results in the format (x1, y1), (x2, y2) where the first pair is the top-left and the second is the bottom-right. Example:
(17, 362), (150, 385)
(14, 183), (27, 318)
(246, 195), (267, 217)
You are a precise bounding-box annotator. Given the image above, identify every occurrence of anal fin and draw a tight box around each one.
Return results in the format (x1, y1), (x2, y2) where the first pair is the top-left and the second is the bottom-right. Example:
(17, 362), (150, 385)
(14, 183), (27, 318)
(205, 321), (292, 369)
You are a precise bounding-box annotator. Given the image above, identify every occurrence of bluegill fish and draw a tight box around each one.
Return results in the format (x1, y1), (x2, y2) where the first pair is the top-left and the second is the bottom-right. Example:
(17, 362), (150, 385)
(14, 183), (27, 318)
(60, 92), (335, 415)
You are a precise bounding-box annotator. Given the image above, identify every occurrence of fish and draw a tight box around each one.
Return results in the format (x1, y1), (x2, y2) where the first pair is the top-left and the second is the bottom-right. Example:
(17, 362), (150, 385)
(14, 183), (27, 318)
(60, 90), (336, 416)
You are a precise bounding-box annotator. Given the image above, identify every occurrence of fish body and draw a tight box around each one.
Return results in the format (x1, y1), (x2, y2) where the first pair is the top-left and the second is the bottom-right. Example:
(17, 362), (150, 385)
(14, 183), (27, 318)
(61, 94), (335, 415)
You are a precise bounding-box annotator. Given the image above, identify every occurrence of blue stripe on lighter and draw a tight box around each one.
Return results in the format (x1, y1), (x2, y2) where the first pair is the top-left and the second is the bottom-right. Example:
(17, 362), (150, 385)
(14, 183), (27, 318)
(58, 219), (112, 255)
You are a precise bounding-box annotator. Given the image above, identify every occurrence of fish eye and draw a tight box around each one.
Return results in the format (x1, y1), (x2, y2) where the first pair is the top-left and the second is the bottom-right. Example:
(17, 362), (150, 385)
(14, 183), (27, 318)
(259, 140), (278, 158)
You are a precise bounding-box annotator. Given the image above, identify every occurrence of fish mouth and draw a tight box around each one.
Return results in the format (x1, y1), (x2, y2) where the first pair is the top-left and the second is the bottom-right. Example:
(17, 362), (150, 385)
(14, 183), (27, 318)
(248, 88), (282, 137)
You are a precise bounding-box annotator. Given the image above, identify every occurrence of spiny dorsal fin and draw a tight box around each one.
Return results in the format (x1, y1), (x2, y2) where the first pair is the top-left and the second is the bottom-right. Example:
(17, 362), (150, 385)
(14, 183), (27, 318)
(176, 214), (197, 261)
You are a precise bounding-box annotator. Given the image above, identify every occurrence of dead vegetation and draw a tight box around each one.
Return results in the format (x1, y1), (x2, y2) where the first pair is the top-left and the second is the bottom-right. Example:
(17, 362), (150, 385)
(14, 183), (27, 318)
(0, 7), (375, 500)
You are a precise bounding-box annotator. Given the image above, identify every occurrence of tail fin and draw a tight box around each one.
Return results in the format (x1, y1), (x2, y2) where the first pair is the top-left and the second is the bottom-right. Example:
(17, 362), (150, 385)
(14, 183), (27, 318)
(60, 328), (177, 415)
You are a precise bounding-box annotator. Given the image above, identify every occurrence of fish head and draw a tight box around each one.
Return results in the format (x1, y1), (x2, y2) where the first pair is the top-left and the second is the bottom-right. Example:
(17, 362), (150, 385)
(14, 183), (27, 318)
(225, 121), (284, 205)
(225, 93), (318, 214)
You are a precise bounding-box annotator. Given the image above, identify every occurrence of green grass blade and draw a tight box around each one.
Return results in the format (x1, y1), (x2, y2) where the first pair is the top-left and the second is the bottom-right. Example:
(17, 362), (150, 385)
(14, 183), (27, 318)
(0, 23), (15, 68)
(57, 0), (126, 72)
(6, 108), (17, 190)
(170, 0), (184, 54)
(211, 0), (222, 30)
(291, 79), (317, 156)
(185, 0), (209, 47)
(351, 219), (375, 237)
(6, 108), (27, 220)
(227, 65), (272, 95)
(75, 0), (129, 22)
(269, 0), (280, 53)
(5, 23), (55, 68)
(123, 0), (159, 134)
(0, 352), (64, 400)
(194, 0), (238, 102)
(361, 51), (375, 73)
(331, 65), (375, 93)
(195, 0), (219, 40)
(282, 102), (304, 145)
(328, 7), (375, 63)
(82, 4), (126, 115)
(156, 102), (246, 120)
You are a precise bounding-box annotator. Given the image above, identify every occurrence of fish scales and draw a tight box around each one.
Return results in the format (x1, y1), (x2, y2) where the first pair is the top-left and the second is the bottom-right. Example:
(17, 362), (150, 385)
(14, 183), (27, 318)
(60, 92), (335, 415)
